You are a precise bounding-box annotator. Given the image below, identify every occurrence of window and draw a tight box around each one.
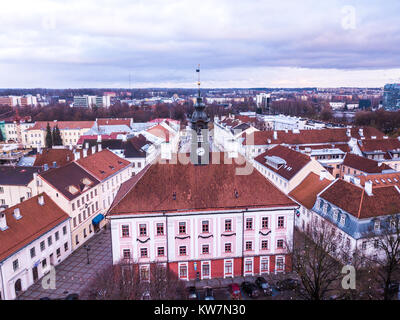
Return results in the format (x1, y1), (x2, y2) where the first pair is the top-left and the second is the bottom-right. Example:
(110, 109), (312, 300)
(42, 258), (47, 268)
(55, 231), (59, 241)
(157, 247), (165, 257)
(122, 225), (130, 237)
(156, 223), (164, 236)
(225, 243), (232, 253)
(225, 261), (233, 275)
(12, 259), (19, 271)
(123, 249), (131, 260)
(56, 248), (61, 258)
(40, 241), (45, 251)
(278, 216), (285, 228)
(246, 218), (253, 230)
(261, 240), (268, 250)
(374, 239), (379, 249)
(202, 221), (209, 233)
(202, 245), (209, 254)
(179, 265), (187, 278)
(63, 225), (67, 235)
(245, 241), (253, 251)
(276, 257), (284, 271)
(47, 236), (52, 246)
(225, 219), (232, 232)
(261, 259), (269, 272)
(72, 203), (75, 211)
(374, 220), (381, 231)
(75, 235), (79, 245)
(362, 241), (367, 250)
(139, 224), (147, 237)
(245, 260), (252, 273)
(140, 248), (148, 257)
(83, 228), (87, 238)
(140, 267), (149, 281)
(179, 222), (186, 234)
(179, 246), (187, 256)
(262, 217), (269, 229)
(64, 242), (69, 252)
(30, 247), (36, 258)
(73, 217), (77, 228)
(346, 238), (351, 248)
(277, 239), (284, 249)
(78, 214), (82, 224)
(202, 264), (210, 277)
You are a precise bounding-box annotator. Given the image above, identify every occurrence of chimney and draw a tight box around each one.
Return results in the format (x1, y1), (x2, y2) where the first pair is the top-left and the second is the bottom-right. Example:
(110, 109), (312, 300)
(273, 131), (278, 140)
(97, 135), (102, 143)
(53, 161), (57, 168)
(122, 135), (127, 142)
(37, 145), (42, 154)
(365, 180), (373, 196)
(83, 149), (88, 158)
(319, 170), (327, 181)
(74, 151), (80, 161)
(359, 128), (364, 137)
(91, 145), (96, 155)
(98, 143), (102, 152)
(69, 144), (73, 150)
(0, 209), (7, 231)
(85, 142), (89, 149)
(346, 128), (351, 137)
(43, 163), (49, 171)
(13, 208), (22, 220)
(38, 195), (45, 206)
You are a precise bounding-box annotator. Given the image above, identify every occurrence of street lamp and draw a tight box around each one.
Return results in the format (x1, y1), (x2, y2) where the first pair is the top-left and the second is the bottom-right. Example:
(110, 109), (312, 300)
(83, 245), (91, 264)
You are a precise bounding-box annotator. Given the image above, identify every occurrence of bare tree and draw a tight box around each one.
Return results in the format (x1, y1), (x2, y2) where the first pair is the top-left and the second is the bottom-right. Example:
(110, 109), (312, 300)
(148, 263), (186, 300)
(82, 261), (186, 300)
(366, 214), (400, 300)
(288, 220), (347, 300)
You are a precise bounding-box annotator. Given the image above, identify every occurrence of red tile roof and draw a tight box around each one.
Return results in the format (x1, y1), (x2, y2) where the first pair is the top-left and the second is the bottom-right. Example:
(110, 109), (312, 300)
(109, 152), (296, 216)
(289, 172), (332, 210)
(358, 138), (400, 159)
(0, 193), (69, 262)
(96, 118), (132, 127)
(76, 149), (131, 181)
(28, 121), (95, 131)
(146, 124), (174, 142)
(357, 172), (400, 188)
(342, 153), (392, 174)
(34, 148), (75, 167)
(254, 145), (311, 181)
(320, 179), (400, 219)
(77, 133), (120, 145)
(242, 127), (384, 146)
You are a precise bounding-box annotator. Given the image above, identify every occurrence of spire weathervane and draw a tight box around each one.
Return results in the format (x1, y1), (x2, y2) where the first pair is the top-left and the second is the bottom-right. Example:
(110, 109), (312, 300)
(196, 64), (201, 97)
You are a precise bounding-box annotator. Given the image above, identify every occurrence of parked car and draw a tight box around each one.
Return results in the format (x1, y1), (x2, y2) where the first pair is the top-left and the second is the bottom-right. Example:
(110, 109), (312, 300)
(188, 286), (199, 300)
(240, 281), (259, 298)
(276, 278), (300, 291)
(388, 282), (400, 295)
(204, 287), (215, 300)
(65, 293), (79, 300)
(255, 277), (272, 295)
(228, 283), (241, 300)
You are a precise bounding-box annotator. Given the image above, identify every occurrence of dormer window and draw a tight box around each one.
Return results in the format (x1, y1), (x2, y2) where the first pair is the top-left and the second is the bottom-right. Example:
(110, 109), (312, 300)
(323, 203), (328, 214)
(340, 214), (346, 226)
(374, 220), (381, 232)
(333, 209), (339, 222)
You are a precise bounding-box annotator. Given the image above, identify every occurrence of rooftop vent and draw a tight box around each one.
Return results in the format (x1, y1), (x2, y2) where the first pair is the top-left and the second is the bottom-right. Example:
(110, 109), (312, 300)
(13, 208), (22, 220)
(234, 189), (239, 198)
(38, 195), (45, 206)
(172, 192), (176, 200)
(0, 210), (8, 231)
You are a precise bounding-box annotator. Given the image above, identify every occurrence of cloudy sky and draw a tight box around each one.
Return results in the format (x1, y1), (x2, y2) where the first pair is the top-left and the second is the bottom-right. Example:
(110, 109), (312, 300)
(1, 0), (399, 88)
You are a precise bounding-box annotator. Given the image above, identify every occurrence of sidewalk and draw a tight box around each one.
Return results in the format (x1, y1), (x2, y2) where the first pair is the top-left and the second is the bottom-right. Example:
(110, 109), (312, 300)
(18, 228), (112, 300)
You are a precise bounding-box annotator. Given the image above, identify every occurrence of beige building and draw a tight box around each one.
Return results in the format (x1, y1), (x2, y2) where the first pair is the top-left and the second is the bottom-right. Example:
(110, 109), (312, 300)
(25, 121), (95, 148)
(36, 148), (132, 250)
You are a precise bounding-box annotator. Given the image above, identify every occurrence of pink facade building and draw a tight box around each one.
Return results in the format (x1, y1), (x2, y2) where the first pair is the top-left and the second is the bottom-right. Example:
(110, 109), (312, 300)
(108, 153), (297, 281)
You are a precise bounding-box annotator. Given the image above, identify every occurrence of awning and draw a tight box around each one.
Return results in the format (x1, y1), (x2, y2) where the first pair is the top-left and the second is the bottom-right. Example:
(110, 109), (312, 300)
(92, 214), (105, 226)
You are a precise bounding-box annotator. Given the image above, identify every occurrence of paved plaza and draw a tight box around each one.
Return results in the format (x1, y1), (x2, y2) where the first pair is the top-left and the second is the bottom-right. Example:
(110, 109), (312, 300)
(18, 228), (112, 300)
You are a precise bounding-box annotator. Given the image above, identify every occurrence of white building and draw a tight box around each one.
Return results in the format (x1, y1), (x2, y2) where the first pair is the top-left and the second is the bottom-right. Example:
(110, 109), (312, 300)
(0, 194), (72, 300)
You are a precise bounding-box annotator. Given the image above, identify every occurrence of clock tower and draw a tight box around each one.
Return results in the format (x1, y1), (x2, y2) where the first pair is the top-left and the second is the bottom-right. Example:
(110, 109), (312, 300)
(190, 65), (210, 165)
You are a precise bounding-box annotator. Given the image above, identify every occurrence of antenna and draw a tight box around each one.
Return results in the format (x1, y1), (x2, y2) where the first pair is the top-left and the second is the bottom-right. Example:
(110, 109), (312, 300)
(196, 64), (200, 97)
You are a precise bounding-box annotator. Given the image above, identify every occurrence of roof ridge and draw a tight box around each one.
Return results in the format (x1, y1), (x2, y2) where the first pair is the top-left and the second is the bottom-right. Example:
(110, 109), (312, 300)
(357, 188), (365, 219)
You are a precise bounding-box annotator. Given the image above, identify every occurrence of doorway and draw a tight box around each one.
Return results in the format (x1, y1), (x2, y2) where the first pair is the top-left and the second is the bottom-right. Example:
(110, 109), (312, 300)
(14, 279), (22, 296)
(32, 266), (39, 282)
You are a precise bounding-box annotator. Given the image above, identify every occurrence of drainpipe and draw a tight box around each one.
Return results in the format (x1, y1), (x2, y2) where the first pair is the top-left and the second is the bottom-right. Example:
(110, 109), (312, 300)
(0, 261), (6, 300)
(165, 213), (169, 273)
(242, 210), (245, 277)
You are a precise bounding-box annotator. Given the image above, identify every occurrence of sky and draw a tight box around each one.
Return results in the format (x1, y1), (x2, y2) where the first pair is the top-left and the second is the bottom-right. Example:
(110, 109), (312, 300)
(0, 0), (400, 88)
